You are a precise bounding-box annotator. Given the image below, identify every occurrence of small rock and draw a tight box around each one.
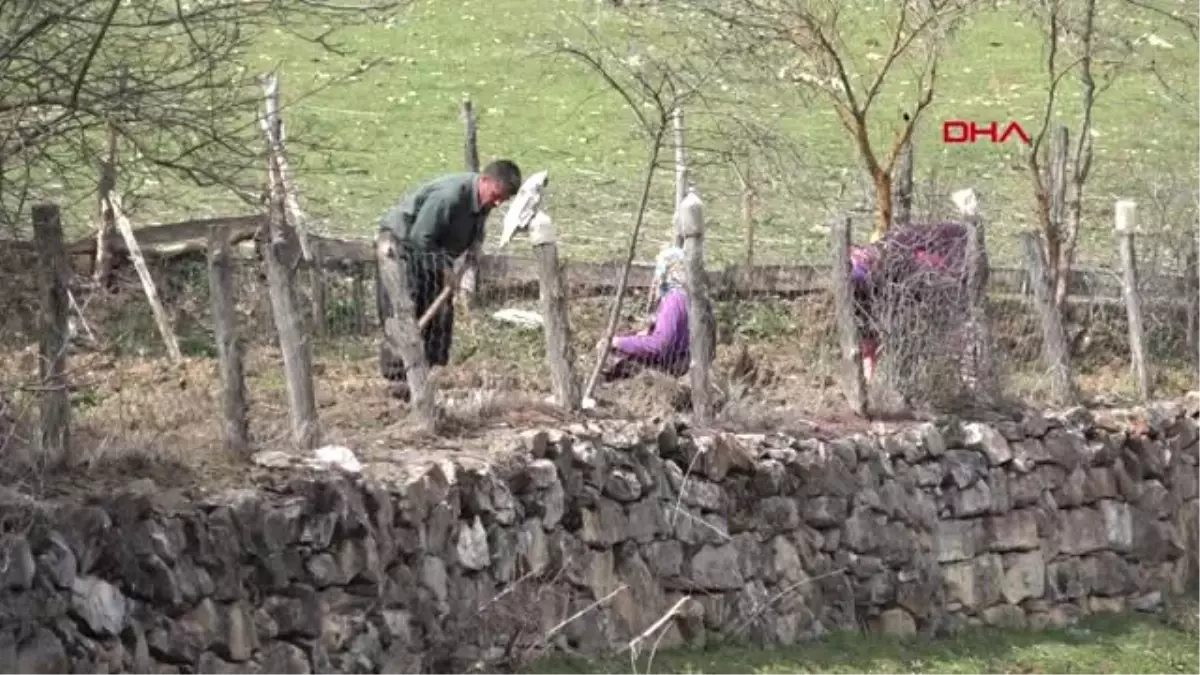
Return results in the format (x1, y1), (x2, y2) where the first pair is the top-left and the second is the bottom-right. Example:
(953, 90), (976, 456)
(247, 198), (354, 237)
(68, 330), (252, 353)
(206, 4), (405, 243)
(70, 576), (128, 637)
(689, 544), (744, 590)
(603, 468), (643, 502)
(982, 604), (1027, 629)
(0, 535), (35, 590)
(878, 608), (917, 636)
(455, 517), (490, 571)
(260, 641), (312, 674)
(963, 423), (1013, 466)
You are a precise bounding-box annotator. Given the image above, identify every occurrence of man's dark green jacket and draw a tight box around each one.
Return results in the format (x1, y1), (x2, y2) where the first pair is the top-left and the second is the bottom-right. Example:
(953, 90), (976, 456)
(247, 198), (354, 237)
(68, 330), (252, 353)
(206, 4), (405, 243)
(380, 172), (490, 259)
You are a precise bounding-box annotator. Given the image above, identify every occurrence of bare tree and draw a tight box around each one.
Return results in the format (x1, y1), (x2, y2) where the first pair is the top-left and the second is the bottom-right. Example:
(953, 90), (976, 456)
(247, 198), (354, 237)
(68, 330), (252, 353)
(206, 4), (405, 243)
(1025, 0), (1193, 313)
(0, 0), (399, 241)
(677, 0), (975, 240)
(556, 19), (716, 405)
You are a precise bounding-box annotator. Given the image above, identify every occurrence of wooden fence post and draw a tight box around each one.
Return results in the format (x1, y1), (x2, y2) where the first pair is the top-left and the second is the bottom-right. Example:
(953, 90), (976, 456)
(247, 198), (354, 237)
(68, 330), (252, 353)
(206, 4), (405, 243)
(959, 199), (998, 397)
(672, 107), (688, 247)
(830, 215), (868, 416)
(262, 75), (321, 449)
(1020, 231), (1076, 405)
(736, 156), (756, 269)
(530, 218), (580, 410)
(376, 233), (437, 430)
(352, 267), (368, 335)
(107, 194), (183, 362)
(93, 121), (121, 290)
(892, 140), (914, 229)
(1114, 200), (1150, 400)
(32, 203), (71, 464)
(1185, 246), (1198, 370)
(679, 190), (714, 425)
(263, 195), (321, 448)
(261, 74), (312, 263)
(458, 96), (483, 306)
(207, 225), (250, 454)
(309, 239), (328, 338)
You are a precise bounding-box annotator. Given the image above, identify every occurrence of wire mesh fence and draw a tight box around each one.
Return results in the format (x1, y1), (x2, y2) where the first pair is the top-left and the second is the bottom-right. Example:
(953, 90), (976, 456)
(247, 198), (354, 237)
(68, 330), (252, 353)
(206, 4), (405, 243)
(0, 211), (1196, 470)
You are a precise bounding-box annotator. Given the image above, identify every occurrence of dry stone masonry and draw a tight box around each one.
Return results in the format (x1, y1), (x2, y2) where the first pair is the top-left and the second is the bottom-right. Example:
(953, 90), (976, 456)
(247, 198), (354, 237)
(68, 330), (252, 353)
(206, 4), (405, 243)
(0, 398), (1197, 673)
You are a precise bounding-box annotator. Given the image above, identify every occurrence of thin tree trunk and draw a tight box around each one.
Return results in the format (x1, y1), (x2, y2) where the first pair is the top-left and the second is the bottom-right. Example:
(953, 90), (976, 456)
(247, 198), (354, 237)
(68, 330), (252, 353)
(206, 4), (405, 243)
(582, 138), (664, 405)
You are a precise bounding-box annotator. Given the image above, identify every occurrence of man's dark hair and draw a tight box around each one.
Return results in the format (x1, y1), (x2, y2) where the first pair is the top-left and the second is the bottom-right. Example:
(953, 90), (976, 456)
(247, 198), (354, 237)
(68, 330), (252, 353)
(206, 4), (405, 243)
(482, 159), (522, 196)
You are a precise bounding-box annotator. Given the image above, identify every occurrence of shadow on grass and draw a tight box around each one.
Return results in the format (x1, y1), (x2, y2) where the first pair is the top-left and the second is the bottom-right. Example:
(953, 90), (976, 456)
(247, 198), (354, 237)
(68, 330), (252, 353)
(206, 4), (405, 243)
(527, 608), (1200, 675)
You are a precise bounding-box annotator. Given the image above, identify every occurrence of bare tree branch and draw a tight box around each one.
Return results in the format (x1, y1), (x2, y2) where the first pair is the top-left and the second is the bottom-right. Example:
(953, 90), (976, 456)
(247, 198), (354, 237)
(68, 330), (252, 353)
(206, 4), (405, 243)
(0, 0), (403, 233)
(675, 0), (974, 239)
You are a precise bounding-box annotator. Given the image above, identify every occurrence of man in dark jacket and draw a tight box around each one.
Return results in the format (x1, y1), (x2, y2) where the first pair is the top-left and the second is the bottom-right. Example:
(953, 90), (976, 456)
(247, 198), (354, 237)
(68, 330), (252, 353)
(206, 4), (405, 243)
(376, 159), (522, 399)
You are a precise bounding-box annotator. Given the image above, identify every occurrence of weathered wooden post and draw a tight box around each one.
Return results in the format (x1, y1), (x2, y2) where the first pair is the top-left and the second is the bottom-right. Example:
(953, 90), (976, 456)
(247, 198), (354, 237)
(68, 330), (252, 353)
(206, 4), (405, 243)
(1020, 231), (1076, 405)
(1114, 199), (1150, 400)
(262, 74), (321, 449)
(953, 188), (997, 397)
(737, 156), (756, 269)
(32, 203), (71, 464)
(107, 194), (183, 362)
(1187, 246), (1199, 369)
(352, 267), (368, 335)
(376, 233), (437, 431)
(530, 216), (580, 410)
(309, 238), (328, 338)
(830, 215), (868, 416)
(458, 96), (483, 306)
(679, 190), (715, 425)
(962, 214), (998, 396)
(672, 107), (688, 247)
(207, 225), (250, 454)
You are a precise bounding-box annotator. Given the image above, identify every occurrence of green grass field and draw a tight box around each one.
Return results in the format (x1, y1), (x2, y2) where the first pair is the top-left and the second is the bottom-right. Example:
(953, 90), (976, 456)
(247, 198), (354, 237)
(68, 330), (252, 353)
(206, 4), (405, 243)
(88, 0), (1198, 271)
(208, 0), (1196, 270)
(530, 606), (1200, 674)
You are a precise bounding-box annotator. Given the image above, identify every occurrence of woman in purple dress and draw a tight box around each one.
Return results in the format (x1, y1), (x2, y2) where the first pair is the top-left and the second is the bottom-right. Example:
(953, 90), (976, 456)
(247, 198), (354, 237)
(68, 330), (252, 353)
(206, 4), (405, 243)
(601, 246), (696, 381)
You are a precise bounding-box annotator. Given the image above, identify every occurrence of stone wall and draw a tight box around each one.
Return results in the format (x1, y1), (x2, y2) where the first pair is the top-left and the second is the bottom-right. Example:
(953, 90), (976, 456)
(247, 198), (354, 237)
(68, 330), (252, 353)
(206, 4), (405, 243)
(1, 398), (1197, 674)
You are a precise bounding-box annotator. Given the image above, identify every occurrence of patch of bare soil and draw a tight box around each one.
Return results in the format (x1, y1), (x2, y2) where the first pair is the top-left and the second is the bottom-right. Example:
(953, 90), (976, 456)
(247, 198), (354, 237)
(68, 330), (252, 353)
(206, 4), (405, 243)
(1, 288), (1194, 498)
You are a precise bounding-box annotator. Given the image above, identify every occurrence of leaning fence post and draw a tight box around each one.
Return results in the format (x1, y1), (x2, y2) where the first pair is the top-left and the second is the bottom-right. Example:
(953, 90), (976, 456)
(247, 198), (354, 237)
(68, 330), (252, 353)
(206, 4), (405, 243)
(208, 225), (250, 454)
(376, 233), (437, 431)
(679, 190), (714, 426)
(32, 203), (71, 464)
(1020, 231), (1076, 405)
(1114, 200), (1150, 400)
(530, 217), (580, 410)
(261, 73), (320, 449)
(830, 215), (868, 416)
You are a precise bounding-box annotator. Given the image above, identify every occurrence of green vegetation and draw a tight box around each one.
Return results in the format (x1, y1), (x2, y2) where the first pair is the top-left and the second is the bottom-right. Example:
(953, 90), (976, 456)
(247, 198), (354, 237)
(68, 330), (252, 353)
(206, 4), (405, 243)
(222, 0), (1197, 268)
(530, 608), (1200, 674)
(28, 0), (1196, 271)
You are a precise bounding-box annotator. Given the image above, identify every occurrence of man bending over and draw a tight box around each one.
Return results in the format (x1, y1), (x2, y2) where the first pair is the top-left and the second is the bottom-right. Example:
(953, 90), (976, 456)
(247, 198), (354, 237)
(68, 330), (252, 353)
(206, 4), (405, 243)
(375, 159), (522, 400)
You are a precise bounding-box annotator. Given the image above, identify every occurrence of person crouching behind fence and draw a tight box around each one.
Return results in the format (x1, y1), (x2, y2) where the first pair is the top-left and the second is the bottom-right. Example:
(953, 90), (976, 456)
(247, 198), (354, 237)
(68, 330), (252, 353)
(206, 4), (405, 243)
(849, 221), (969, 381)
(600, 246), (711, 382)
(375, 160), (522, 400)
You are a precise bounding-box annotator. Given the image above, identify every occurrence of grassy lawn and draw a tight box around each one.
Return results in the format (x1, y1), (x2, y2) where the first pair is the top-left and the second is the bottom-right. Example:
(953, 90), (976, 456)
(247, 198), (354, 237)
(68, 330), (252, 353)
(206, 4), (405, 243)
(74, 0), (1196, 272)
(530, 608), (1200, 674)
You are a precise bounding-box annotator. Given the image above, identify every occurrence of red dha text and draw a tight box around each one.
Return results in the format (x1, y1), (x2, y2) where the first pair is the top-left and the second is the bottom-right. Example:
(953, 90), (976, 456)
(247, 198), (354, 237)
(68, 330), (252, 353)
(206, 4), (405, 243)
(942, 121), (1032, 145)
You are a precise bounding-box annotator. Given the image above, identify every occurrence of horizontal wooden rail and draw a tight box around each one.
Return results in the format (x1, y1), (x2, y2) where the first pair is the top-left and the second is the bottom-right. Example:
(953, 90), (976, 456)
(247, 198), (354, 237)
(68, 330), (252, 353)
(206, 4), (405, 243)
(49, 212), (1192, 303)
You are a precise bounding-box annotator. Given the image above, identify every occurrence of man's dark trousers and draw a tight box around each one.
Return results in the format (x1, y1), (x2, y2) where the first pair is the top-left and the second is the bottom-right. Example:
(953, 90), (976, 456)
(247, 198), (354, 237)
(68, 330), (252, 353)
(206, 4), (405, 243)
(375, 233), (454, 381)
